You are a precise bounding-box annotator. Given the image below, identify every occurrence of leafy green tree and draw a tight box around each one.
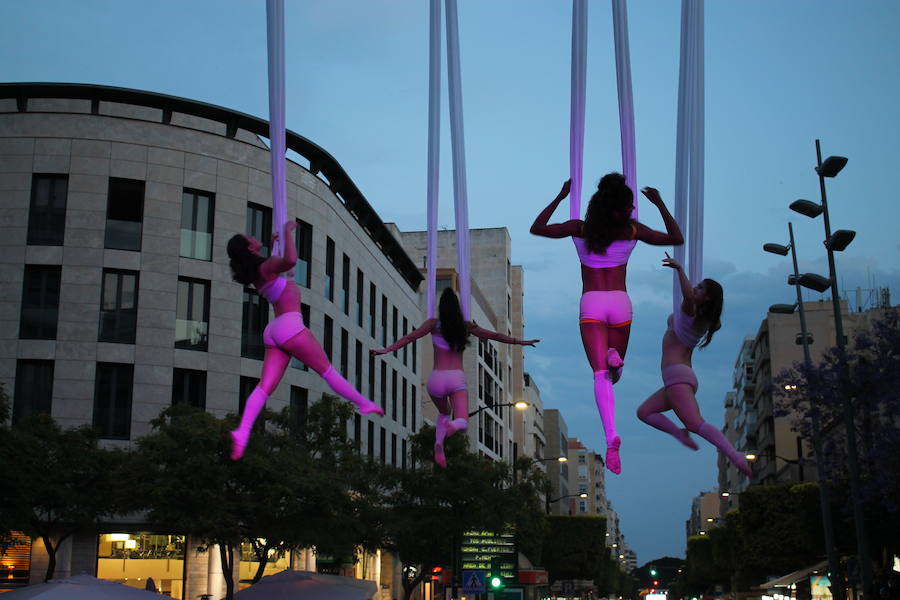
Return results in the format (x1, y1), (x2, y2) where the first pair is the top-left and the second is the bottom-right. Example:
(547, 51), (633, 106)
(0, 414), (127, 580)
(378, 427), (513, 600)
(541, 515), (607, 583)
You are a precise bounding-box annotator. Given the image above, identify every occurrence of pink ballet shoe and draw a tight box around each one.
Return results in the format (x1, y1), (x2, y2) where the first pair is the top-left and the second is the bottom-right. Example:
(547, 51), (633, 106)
(356, 399), (385, 417)
(434, 443), (447, 468)
(679, 428), (700, 451)
(229, 430), (247, 461)
(605, 436), (621, 475)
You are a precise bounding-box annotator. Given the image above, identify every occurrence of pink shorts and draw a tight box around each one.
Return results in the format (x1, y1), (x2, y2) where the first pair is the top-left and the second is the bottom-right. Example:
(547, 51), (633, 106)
(662, 364), (698, 392)
(579, 290), (633, 327)
(427, 369), (468, 398)
(263, 312), (307, 348)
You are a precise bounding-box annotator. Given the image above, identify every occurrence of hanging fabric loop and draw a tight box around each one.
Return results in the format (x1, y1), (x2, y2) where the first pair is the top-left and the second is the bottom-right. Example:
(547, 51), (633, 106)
(425, 0), (441, 318)
(569, 0), (588, 220)
(266, 0), (287, 259)
(612, 0), (638, 221)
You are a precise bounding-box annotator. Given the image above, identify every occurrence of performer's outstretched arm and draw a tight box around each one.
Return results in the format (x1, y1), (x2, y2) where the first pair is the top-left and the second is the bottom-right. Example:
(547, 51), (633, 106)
(530, 180), (582, 238)
(371, 319), (436, 355)
(260, 221), (298, 277)
(468, 322), (539, 347)
(634, 187), (683, 246)
(663, 254), (696, 315)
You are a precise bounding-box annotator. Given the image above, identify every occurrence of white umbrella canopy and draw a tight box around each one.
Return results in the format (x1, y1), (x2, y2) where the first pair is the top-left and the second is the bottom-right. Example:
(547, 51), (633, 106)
(234, 569), (377, 600)
(0, 574), (162, 599)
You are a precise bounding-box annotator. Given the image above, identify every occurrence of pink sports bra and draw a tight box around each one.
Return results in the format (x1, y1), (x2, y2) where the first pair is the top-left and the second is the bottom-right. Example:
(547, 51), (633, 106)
(256, 277), (287, 304)
(572, 224), (638, 268)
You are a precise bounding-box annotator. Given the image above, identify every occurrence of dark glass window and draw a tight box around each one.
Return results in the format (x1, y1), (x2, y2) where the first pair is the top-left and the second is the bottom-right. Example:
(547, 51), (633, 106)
(379, 362), (387, 413)
(99, 269), (138, 344)
(402, 317), (408, 365)
(13, 359), (54, 424)
(172, 368), (206, 409)
(354, 414), (361, 446)
(325, 237), (335, 301)
(291, 303), (311, 370)
(180, 188), (215, 260)
(340, 329), (349, 378)
(392, 306), (398, 357)
(241, 287), (269, 360)
(411, 386), (417, 432)
(176, 277), (210, 351)
(401, 438), (407, 470)
(104, 178), (144, 251)
(412, 338), (417, 374)
(323, 315), (333, 362)
(380, 427), (386, 464)
(391, 370), (398, 421)
(355, 340), (363, 392)
(391, 432), (397, 467)
(19, 265), (61, 340)
(294, 219), (312, 289)
(367, 421), (375, 458)
(402, 377), (408, 427)
(290, 386), (308, 439)
(27, 174), (68, 246)
(381, 295), (387, 346)
(246, 203), (271, 257)
(93, 363), (133, 440)
(341, 254), (350, 315)
(368, 354), (376, 400)
(356, 269), (364, 327)
(369, 283), (376, 338)
(239, 376), (260, 412)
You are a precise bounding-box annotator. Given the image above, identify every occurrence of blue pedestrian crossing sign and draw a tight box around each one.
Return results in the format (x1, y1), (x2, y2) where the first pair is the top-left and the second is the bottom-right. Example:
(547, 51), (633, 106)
(462, 569), (486, 593)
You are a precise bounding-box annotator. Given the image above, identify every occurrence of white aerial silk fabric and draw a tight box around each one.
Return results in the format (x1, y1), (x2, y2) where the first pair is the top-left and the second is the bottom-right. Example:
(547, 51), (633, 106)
(674, 0), (705, 311)
(425, 0), (441, 318)
(612, 0), (638, 221)
(266, 0), (288, 259)
(569, 0), (587, 220)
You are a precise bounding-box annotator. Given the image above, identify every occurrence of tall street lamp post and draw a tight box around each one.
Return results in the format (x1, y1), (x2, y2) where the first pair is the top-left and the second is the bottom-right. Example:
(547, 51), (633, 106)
(791, 139), (871, 598)
(764, 222), (843, 600)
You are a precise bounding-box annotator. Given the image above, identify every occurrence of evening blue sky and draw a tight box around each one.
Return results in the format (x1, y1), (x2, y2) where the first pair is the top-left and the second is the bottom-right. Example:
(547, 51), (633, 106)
(2, 1), (899, 562)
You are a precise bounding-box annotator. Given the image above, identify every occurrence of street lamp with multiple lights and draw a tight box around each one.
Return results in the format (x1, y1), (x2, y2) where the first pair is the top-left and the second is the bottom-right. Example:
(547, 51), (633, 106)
(787, 139), (871, 599)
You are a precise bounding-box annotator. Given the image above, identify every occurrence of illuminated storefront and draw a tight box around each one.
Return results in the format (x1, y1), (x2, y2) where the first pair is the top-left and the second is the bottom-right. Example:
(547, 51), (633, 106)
(97, 533), (185, 598)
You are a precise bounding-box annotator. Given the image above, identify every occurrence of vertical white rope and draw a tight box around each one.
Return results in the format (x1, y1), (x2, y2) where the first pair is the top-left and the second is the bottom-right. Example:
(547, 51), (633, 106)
(445, 0), (471, 320)
(266, 0), (287, 259)
(688, 0), (705, 286)
(612, 0), (638, 221)
(569, 0), (588, 220)
(673, 0), (690, 311)
(426, 0), (441, 319)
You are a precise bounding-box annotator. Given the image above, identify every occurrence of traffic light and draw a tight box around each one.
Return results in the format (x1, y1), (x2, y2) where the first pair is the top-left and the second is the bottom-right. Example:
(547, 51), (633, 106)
(489, 557), (505, 590)
(650, 566), (658, 577)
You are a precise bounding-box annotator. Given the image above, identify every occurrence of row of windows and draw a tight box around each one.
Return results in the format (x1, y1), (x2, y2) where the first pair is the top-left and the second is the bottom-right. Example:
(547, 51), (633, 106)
(13, 359), (417, 446)
(22, 177), (420, 373)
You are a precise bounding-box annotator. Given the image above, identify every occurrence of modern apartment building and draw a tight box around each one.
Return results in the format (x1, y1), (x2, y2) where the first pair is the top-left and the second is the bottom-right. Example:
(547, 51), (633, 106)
(0, 82), (425, 598)
(543, 409), (570, 515)
(566, 438), (606, 518)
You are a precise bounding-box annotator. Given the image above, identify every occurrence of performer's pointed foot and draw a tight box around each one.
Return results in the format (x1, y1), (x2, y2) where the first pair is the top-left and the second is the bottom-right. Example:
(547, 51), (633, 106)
(677, 428), (700, 451)
(229, 430), (247, 461)
(605, 436), (621, 474)
(607, 349), (624, 383)
(356, 398), (385, 417)
(434, 443), (447, 468)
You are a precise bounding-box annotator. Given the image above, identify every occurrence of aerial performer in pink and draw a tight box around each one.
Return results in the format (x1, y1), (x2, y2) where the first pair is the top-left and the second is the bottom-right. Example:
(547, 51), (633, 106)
(637, 254), (752, 477)
(530, 176), (683, 474)
(226, 223), (384, 460)
(371, 288), (538, 468)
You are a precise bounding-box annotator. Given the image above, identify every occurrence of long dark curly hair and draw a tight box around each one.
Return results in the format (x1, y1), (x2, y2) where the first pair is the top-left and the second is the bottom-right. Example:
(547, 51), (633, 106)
(227, 234), (265, 285)
(582, 172), (635, 254)
(438, 288), (470, 353)
(696, 279), (724, 348)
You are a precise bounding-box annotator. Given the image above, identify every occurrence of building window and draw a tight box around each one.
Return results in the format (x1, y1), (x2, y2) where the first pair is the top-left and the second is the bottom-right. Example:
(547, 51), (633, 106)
(291, 303), (311, 370)
(239, 377), (261, 430)
(412, 340), (417, 374)
(402, 317), (408, 366)
(180, 188), (215, 260)
(323, 315), (334, 362)
(19, 265), (61, 340)
(401, 438), (407, 470)
(355, 340), (363, 392)
(369, 283), (377, 338)
(172, 368), (206, 409)
(294, 219), (312, 289)
(104, 178), (144, 251)
(381, 295), (387, 346)
(368, 354), (376, 400)
(325, 237), (335, 301)
(391, 433), (397, 466)
(354, 413), (361, 446)
(380, 427), (386, 464)
(391, 370), (398, 421)
(356, 269), (364, 328)
(176, 277), (210, 351)
(379, 362), (387, 413)
(392, 306), (398, 357)
(341, 254), (350, 315)
(246, 203), (271, 257)
(99, 269), (139, 344)
(27, 174), (68, 246)
(13, 359), (54, 424)
(367, 421), (375, 458)
(340, 329), (349, 378)
(93, 363), (133, 440)
(411, 386), (417, 432)
(402, 377), (408, 428)
(290, 386), (308, 439)
(241, 287), (269, 360)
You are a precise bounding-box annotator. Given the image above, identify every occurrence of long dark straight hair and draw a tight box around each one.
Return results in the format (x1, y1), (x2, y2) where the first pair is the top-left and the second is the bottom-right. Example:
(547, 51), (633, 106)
(437, 288), (470, 353)
(697, 279), (723, 348)
(582, 172), (635, 254)
(227, 234), (265, 285)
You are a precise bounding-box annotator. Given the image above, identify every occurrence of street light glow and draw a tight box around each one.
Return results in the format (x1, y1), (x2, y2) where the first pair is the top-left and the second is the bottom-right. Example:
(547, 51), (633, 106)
(557, 456), (568, 462)
(514, 401), (528, 410)
(745, 453), (757, 461)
